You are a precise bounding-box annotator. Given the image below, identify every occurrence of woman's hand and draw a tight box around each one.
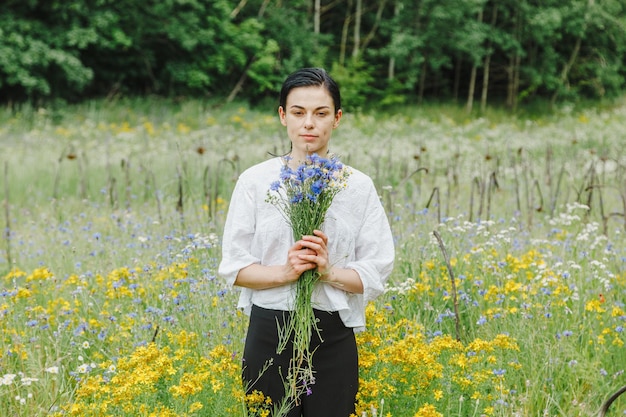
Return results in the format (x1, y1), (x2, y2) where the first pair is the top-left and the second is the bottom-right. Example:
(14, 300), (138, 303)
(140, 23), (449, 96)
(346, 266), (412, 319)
(286, 229), (329, 280)
(235, 230), (334, 289)
(285, 229), (363, 294)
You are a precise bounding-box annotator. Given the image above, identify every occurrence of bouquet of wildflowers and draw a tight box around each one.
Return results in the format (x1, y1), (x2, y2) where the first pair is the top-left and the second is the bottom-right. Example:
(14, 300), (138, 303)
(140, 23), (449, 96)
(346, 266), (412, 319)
(266, 153), (351, 406)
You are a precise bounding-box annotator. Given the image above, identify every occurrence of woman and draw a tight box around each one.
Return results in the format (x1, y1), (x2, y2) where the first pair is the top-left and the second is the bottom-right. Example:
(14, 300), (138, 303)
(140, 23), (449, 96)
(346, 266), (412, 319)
(218, 68), (394, 416)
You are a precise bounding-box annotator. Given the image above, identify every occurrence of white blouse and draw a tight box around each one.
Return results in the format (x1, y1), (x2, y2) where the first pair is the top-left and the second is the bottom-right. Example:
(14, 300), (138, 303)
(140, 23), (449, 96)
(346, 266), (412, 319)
(218, 156), (395, 330)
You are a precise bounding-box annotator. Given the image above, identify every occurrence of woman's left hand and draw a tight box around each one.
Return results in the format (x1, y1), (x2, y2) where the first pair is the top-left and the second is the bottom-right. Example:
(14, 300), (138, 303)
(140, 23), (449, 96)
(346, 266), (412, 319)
(297, 229), (330, 276)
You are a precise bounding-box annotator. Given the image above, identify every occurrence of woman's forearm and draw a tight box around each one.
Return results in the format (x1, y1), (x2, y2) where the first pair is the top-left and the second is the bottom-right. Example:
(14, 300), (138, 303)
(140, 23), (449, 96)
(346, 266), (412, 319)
(319, 267), (363, 294)
(234, 264), (295, 290)
(235, 264), (364, 294)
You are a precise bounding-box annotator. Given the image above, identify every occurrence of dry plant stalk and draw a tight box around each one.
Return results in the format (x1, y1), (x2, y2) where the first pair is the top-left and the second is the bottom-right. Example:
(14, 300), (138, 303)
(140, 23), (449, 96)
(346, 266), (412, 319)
(599, 384), (626, 417)
(426, 186), (441, 223)
(432, 230), (462, 342)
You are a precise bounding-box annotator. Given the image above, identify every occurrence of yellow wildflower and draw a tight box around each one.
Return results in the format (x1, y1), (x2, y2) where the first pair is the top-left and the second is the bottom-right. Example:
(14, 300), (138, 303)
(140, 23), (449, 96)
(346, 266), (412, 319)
(413, 403), (443, 417)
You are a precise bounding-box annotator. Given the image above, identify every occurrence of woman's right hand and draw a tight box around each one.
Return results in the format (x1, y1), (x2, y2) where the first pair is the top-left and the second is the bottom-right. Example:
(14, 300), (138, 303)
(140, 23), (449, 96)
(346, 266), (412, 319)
(284, 240), (318, 283)
(234, 239), (320, 289)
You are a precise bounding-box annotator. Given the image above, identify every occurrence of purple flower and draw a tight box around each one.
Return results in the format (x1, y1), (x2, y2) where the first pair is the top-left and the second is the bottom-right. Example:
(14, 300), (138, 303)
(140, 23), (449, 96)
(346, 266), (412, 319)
(290, 192), (304, 204)
(311, 179), (325, 195)
(280, 166), (293, 181)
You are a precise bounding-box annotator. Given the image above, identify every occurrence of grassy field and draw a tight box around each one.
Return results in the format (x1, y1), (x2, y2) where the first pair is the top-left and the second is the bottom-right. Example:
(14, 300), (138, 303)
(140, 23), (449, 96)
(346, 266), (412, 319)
(1, 97), (625, 416)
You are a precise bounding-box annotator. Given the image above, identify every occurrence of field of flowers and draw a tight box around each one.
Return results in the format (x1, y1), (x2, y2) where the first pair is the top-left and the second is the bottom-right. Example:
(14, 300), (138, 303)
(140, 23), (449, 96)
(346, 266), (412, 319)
(1, 98), (625, 416)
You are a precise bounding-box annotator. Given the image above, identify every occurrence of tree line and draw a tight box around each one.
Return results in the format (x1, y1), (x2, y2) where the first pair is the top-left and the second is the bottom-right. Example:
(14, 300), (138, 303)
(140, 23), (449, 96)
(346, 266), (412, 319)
(1, 0), (625, 110)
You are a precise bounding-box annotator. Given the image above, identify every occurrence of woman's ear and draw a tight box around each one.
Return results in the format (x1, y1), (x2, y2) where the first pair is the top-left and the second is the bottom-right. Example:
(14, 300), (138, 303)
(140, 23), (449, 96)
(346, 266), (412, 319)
(278, 106), (287, 126)
(333, 109), (343, 128)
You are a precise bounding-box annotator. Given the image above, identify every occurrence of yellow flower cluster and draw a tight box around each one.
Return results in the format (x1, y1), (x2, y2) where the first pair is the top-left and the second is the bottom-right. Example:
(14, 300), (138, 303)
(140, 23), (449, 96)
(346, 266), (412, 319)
(355, 303), (520, 416)
(66, 338), (241, 416)
(244, 390), (273, 417)
(413, 403), (443, 417)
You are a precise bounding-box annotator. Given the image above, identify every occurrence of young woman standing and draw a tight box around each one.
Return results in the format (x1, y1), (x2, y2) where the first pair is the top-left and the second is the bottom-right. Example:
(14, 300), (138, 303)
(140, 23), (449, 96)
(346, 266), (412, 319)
(219, 68), (394, 416)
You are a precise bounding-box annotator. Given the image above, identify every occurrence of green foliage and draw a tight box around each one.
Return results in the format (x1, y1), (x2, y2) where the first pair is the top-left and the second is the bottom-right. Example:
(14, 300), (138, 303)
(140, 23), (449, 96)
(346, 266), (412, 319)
(0, 11), (93, 99)
(330, 60), (375, 111)
(0, 0), (625, 106)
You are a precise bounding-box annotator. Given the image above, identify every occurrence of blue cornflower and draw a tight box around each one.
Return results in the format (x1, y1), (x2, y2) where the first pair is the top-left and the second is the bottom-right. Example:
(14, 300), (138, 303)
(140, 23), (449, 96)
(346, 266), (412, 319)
(294, 165), (307, 181)
(304, 166), (317, 179)
(145, 306), (163, 315)
(291, 192), (303, 204)
(270, 181), (281, 191)
(73, 322), (88, 336)
(308, 153), (322, 164)
(311, 179), (325, 195)
(280, 165), (293, 181)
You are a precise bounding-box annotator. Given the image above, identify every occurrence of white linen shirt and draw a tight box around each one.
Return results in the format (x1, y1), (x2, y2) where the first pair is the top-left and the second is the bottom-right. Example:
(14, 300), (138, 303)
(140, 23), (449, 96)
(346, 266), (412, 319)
(218, 156), (395, 330)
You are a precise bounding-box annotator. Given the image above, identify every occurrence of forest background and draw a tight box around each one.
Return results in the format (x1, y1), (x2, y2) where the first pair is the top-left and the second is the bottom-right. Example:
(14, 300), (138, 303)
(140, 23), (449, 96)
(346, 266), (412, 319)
(2, 1), (626, 416)
(2, 0), (626, 111)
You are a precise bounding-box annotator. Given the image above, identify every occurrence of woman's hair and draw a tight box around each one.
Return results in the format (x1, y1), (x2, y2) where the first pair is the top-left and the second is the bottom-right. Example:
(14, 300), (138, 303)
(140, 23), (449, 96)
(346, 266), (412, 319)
(279, 68), (341, 114)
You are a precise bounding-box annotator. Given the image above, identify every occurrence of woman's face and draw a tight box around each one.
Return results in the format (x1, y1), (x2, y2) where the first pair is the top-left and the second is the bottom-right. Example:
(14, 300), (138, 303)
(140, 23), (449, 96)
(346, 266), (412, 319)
(278, 85), (342, 163)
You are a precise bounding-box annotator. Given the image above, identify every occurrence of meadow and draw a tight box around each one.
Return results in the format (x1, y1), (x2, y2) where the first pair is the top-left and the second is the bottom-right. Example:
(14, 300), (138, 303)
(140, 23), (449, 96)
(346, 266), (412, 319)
(0, 97), (625, 417)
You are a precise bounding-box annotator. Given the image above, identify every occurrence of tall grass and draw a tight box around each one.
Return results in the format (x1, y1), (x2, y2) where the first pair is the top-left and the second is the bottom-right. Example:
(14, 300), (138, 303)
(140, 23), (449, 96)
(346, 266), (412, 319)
(0, 98), (625, 416)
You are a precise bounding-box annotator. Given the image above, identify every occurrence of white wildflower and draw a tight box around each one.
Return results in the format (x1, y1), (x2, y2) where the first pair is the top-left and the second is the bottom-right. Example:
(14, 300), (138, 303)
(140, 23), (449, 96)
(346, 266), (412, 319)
(0, 374), (17, 385)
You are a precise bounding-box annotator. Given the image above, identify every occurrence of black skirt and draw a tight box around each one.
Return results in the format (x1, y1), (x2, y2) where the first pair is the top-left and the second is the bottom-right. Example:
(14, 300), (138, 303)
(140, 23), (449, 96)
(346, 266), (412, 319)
(242, 304), (358, 417)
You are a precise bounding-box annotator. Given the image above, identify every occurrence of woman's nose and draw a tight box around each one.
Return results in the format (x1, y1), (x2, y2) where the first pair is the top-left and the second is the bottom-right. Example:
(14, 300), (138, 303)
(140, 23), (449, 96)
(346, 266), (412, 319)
(304, 113), (314, 128)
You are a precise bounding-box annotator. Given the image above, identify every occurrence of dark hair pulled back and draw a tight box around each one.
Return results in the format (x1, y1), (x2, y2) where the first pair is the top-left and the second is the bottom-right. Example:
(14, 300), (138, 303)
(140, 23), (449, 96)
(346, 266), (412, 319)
(279, 68), (341, 114)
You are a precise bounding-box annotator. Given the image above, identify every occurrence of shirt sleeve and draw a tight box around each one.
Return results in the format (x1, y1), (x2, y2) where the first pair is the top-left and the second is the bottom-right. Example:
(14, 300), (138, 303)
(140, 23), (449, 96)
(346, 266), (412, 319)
(218, 176), (261, 286)
(345, 180), (395, 303)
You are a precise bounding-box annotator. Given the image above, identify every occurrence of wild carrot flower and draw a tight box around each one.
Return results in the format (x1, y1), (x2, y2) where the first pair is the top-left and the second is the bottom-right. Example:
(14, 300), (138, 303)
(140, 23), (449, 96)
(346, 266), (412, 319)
(266, 153), (351, 405)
